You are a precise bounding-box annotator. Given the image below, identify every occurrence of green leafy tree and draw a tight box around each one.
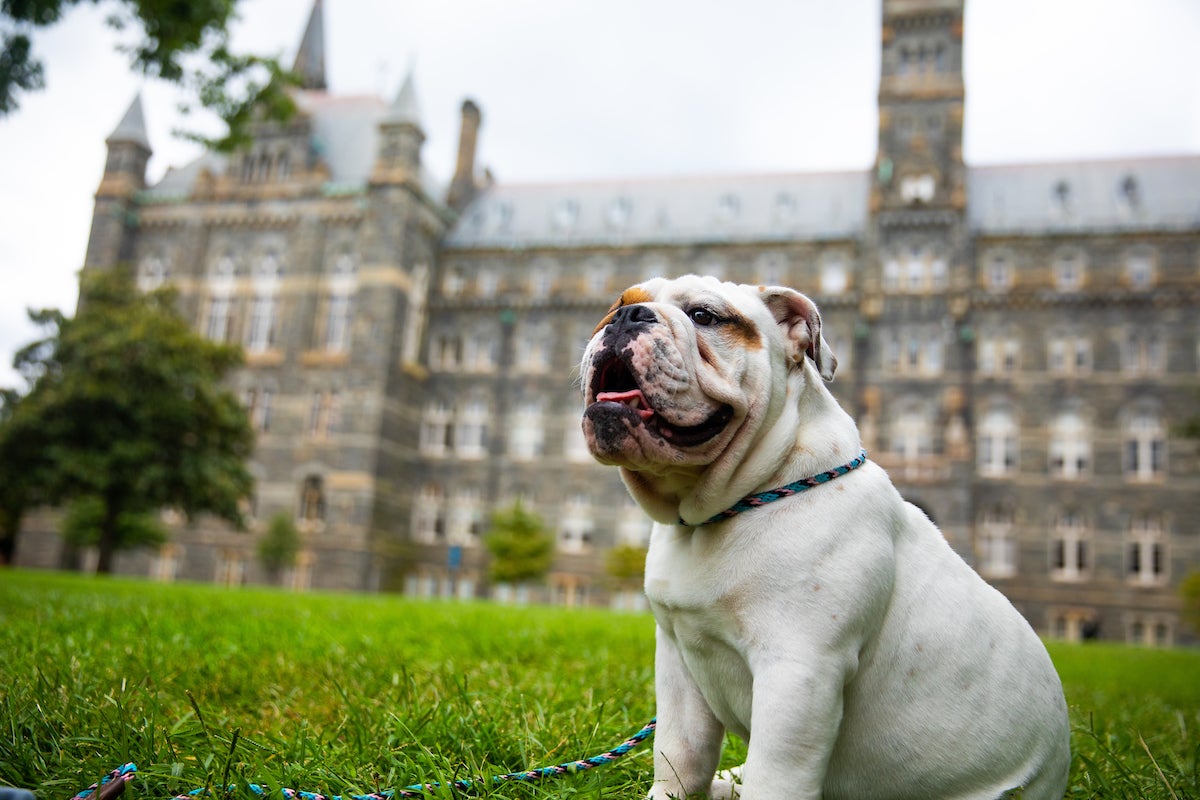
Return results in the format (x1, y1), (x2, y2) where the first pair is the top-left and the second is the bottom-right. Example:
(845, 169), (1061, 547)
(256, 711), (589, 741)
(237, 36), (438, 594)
(605, 543), (647, 591)
(1, 0), (296, 150)
(62, 495), (167, 553)
(258, 512), (300, 583)
(6, 266), (255, 573)
(484, 501), (555, 589)
(0, 388), (47, 565)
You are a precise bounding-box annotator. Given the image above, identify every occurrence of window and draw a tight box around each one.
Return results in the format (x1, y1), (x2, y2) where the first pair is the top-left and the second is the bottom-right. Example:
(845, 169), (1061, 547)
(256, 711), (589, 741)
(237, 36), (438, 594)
(412, 484), (445, 544)
(529, 263), (556, 299)
(756, 252), (788, 287)
(983, 251), (1013, 293)
(204, 295), (232, 342)
(463, 328), (497, 372)
(819, 255), (848, 295)
(443, 267), (465, 296)
(1050, 511), (1090, 582)
(1121, 329), (1165, 375)
(586, 259), (613, 296)
(884, 327), (942, 375)
(977, 329), (1019, 375)
(616, 496), (653, 547)
(516, 321), (553, 373)
(889, 400), (933, 465)
(899, 174), (935, 205)
(1048, 410), (1090, 479)
(446, 487), (484, 546)
(1125, 248), (1155, 289)
(419, 402), (453, 457)
(1117, 175), (1141, 217)
(245, 295), (277, 353)
(244, 388), (273, 433)
(606, 196), (633, 229)
(308, 390), (340, 439)
(978, 407), (1018, 477)
(509, 400), (545, 461)
(455, 399), (489, 459)
(299, 475), (325, 523)
(1127, 515), (1167, 586)
(1126, 616), (1172, 647)
(716, 193), (740, 223)
(137, 256), (169, 292)
(1047, 332), (1090, 375)
(1123, 411), (1166, 481)
(477, 267), (499, 296)
(559, 494), (594, 554)
(976, 508), (1016, 579)
(1052, 249), (1086, 292)
(323, 294), (353, 352)
(552, 199), (579, 230)
(431, 333), (462, 371)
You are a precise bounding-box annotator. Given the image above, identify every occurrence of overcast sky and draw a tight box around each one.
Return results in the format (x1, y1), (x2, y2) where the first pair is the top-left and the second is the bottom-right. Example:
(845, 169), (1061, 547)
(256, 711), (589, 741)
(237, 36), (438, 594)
(1, 0), (1198, 388)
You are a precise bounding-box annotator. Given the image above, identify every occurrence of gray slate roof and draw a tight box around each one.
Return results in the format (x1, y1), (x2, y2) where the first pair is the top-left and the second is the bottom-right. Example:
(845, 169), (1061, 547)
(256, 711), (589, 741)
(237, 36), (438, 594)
(968, 156), (1200, 234)
(444, 171), (871, 249)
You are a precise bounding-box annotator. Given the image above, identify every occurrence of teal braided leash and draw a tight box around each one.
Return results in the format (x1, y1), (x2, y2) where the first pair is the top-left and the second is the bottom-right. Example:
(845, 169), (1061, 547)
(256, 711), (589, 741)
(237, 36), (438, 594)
(69, 719), (656, 800)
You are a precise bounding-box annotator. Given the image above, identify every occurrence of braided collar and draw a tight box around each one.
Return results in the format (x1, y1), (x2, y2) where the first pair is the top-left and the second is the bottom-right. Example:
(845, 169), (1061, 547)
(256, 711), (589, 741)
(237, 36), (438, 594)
(685, 449), (869, 527)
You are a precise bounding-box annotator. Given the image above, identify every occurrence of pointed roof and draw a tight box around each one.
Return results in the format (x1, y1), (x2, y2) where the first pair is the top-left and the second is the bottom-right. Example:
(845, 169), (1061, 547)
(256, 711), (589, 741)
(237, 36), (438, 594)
(292, 0), (327, 91)
(382, 70), (423, 128)
(106, 92), (151, 151)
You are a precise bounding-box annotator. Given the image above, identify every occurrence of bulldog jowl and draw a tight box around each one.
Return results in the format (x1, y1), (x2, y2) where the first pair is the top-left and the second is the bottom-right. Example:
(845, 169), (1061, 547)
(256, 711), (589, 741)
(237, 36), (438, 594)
(583, 303), (734, 464)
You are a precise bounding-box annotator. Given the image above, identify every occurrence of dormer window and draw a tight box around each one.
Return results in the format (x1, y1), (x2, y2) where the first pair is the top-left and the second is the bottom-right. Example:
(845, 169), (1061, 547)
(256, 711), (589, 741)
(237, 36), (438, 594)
(606, 197), (632, 229)
(1052, 180), (1071, 216)
(552, 199), (579, 230)
(716, 193), (740, 223)
(1117, 175), (1141, 217)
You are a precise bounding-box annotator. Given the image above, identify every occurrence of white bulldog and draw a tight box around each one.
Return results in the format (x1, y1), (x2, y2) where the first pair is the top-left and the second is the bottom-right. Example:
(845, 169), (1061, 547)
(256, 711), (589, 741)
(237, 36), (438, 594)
(581, 276), (1070, 800)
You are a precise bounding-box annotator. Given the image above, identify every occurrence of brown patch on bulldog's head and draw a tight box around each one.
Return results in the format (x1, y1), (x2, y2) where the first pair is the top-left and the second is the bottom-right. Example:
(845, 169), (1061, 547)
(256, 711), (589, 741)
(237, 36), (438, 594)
(720, 308), (763, 350)
(593, 286), (657, 335)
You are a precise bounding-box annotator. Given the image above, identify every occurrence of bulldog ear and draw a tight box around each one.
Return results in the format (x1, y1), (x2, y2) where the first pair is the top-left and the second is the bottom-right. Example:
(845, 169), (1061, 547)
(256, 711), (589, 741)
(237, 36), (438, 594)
(758, 286), (837, 381)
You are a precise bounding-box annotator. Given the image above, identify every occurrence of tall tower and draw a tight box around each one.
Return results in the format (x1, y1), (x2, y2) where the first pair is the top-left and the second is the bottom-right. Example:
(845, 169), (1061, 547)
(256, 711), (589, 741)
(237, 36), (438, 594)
(873, 0), (966, 215)
(84, 93), (151, 270)
(862, 0), (972, 549)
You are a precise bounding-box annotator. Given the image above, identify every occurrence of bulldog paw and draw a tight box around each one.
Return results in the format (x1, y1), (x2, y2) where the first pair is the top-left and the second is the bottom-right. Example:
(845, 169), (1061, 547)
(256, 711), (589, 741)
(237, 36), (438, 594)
(709, 766), (743, 799)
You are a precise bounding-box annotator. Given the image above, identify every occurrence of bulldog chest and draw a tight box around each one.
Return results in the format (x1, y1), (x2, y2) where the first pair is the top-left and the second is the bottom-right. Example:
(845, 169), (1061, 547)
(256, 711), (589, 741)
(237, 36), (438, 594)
(645, 525), (758, 737)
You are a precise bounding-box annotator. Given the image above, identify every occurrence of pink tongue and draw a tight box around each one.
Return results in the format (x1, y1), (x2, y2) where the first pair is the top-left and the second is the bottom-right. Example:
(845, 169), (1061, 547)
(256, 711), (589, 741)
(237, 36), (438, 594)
(596, 389), (655, 420)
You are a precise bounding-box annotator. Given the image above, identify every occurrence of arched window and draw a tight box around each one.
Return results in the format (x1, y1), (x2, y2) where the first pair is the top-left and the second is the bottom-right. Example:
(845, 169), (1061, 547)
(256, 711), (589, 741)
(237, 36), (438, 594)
(299, 475), (325, 522)
(1123, 409), (1166, 481)
(1050, 511), (1090, 582)
(976, 507), (1016, 579)
(978, 406), (1018, 477)
(1048, 409), (1090, 479)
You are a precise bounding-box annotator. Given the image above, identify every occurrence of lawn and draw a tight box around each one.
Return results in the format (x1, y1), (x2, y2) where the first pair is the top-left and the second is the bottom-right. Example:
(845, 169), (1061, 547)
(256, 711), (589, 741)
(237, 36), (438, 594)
(1, 570), (1197, 799)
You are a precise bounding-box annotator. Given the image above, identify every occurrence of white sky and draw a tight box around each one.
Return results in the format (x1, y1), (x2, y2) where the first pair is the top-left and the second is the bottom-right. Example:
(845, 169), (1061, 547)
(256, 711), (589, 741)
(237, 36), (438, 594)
(1, 0), (1198, 388)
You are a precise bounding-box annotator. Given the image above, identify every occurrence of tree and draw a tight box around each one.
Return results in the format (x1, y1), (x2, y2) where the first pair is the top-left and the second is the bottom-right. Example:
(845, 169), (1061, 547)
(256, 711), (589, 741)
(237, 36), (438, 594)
(5, 266), (255, 573)
(1, 0), (296, 150)
(0, 388), (46, 565)
(257, 512), (300, 584)
(606, 543), (647, 590)
(484, 501), (555, 591)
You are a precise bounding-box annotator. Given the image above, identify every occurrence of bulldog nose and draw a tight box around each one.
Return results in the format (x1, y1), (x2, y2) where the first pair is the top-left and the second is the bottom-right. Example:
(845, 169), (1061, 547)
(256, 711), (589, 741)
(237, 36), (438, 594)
(609, 303), (657, 335)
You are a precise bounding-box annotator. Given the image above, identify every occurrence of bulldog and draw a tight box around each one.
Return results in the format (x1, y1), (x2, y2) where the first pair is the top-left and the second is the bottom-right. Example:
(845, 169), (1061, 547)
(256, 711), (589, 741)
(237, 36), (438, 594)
(581, 275), (1070, 800)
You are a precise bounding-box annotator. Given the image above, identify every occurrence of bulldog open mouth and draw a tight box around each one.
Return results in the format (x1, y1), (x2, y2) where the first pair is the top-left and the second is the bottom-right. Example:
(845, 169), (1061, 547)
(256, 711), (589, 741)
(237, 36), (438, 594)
(588, 352), (733, 448)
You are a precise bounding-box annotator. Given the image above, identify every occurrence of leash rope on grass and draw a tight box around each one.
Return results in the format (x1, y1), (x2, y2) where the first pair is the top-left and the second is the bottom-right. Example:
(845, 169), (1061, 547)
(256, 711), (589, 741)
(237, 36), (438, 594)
(69, 718), (656, 800)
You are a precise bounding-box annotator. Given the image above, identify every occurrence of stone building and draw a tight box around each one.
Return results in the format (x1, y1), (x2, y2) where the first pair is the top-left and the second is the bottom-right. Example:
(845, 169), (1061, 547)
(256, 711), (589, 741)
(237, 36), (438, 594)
(21, 0), (1199, 643)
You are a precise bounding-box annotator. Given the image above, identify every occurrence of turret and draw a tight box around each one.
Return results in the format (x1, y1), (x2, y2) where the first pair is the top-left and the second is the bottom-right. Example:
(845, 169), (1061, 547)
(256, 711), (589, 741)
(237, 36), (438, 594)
(85, 93), (151, 268)
(372, 71), (426, 185)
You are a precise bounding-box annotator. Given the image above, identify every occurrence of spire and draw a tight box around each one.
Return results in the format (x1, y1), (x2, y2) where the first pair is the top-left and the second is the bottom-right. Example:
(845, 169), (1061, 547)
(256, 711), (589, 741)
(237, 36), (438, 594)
(292, 0), (327, 91)
(383, 69), (422, 128)
(106, 92), (151, 151)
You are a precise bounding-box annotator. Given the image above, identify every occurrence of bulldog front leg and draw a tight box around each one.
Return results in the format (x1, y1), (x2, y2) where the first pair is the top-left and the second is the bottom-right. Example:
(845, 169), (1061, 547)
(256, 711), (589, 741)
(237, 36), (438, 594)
(650, 625), (727, 800)
(737, 657), (850, 799)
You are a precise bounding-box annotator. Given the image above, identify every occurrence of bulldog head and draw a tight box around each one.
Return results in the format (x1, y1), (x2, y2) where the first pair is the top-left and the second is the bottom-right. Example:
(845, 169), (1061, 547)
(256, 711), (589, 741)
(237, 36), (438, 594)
(581, 275), (836, 524)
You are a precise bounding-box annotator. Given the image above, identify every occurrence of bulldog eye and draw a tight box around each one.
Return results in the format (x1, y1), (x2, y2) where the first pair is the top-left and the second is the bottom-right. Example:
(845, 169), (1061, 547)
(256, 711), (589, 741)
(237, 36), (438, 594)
(688, 307), (720, 327)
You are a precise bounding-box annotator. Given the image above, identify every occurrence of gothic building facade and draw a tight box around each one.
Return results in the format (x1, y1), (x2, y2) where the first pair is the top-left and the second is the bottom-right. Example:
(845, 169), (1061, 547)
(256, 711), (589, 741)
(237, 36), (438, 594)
(25, 0), (1200, 643)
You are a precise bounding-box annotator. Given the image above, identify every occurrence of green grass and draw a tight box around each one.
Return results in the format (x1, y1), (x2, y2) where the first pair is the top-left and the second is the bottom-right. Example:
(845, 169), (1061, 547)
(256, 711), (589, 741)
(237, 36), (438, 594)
(1, 571), (1197, 799)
